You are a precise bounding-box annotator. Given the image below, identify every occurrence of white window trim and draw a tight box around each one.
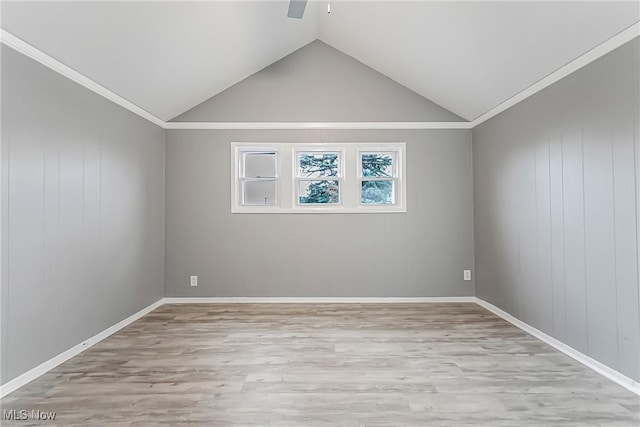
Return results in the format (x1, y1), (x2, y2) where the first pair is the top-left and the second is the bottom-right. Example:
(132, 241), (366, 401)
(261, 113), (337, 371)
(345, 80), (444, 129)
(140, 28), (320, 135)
(231, 142), (406, 213)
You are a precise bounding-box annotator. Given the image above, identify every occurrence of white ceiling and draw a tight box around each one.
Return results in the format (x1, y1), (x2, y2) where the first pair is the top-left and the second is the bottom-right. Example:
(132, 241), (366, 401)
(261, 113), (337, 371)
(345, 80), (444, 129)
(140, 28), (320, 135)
(317, 1), (639, 120)
(1, 1), (318, 121)
(2, 1), (638, 122)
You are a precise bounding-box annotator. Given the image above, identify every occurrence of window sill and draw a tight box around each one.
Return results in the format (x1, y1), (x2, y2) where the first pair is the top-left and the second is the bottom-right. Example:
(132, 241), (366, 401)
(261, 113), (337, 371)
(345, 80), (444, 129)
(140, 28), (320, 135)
(231, 206), (407, 214)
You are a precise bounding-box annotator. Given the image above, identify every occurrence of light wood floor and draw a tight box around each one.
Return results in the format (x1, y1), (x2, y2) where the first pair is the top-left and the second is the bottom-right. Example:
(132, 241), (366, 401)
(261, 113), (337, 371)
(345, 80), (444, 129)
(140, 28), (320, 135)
(1, 303), (638, 426)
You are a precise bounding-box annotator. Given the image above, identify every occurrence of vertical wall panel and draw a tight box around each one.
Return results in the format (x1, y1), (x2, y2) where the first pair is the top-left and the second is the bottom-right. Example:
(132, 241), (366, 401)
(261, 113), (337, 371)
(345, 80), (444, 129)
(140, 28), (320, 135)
(613, 117), (640, 380)
(582, 124), (618, 368)
(535, 137), (553, 335)
(517, 139), (539, 327)
(1, 81), (10, 382)
(561, 130), (589, 353)
(581, 53), (620, 370)
(473, 39), (639, 380)
(82, 127), (104, 328)
(499, 130), (522, 317)
(612, 39), (640, 381)
(56, 124), (86, 351)
(43, 120), (61, 354)
(549, 134), (567, 342)
(7, 118), (48, 377)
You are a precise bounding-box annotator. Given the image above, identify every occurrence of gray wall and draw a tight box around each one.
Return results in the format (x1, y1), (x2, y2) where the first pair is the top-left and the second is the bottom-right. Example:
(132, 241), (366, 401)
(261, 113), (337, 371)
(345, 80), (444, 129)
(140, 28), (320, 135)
(172, 40), (463, 123)
(473, 39), (640, 381)
(165, 129), (474, 297)
(1, 46), (165, 384)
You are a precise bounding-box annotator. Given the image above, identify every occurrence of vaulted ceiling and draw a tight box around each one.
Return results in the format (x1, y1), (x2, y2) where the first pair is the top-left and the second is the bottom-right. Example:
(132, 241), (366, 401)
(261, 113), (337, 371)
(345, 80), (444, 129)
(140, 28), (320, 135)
(2, 1), (638, 122)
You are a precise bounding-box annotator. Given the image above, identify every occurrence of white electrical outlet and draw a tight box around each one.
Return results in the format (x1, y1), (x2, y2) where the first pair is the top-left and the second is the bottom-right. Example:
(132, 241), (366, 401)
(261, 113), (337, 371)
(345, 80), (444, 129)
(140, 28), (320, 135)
(463, 270), (471, 281)
(190, 275), (198, 287)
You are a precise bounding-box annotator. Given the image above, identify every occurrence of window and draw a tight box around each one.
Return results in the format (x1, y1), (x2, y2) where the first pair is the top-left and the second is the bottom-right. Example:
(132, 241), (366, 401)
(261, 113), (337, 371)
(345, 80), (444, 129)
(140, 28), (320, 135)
(232, 142), (405, 213)
(241, 151), (277, 205)
(296, 151), (342, 205)
(233, 147), (280, 211)
(360, 152), (397, 205)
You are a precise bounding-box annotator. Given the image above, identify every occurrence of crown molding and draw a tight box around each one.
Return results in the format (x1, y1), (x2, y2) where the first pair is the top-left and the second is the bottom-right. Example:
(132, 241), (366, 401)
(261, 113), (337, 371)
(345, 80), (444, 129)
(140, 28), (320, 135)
(0, 29), (166, 128)
(164, 121), (472, 130)
(470, 21), (640, 128)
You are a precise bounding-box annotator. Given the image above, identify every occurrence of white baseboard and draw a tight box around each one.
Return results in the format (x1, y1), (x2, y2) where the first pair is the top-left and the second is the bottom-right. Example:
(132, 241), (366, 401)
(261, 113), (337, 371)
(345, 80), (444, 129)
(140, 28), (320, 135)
(3, 296), (638, 398)
(474, 297), (640, 396)
(0, 298), (164, 398)
(162, 296), (476, 304)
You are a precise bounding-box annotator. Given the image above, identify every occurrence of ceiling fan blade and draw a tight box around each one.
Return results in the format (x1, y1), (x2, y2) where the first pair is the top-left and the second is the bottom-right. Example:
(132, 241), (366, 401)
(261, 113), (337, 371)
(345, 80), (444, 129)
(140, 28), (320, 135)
(287, 0), (308, 19)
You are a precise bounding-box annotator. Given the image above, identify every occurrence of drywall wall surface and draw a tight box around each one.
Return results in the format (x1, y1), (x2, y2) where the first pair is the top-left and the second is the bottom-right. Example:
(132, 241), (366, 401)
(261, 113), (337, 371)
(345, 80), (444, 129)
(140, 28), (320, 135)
(172, 40), (464, 122)
(1, 45), (165, 384)
(473, 39), (640, 381)
(165, 129), (474, 297)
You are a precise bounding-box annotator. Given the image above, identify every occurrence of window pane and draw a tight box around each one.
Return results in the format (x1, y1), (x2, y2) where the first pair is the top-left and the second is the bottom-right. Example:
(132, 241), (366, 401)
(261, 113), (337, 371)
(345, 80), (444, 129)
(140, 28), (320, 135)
(361, 180), (394, 204)
(299, 180), (339, 204)
(361, 152), (394, 177)
(244, 152), (276, 178)
(243, 180), (276, 205)
(298, 153), (339, 177)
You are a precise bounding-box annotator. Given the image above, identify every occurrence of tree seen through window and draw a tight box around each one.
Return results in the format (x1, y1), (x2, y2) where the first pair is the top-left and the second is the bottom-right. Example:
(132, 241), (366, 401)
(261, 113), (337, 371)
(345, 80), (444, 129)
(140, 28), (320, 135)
(361, 153), (395, 204)
(298, 153), (340, 204)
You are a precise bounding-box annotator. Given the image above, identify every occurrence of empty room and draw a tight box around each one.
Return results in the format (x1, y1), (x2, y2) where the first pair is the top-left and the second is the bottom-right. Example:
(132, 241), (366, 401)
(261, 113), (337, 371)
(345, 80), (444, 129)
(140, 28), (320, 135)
(0, 0), (639, 425)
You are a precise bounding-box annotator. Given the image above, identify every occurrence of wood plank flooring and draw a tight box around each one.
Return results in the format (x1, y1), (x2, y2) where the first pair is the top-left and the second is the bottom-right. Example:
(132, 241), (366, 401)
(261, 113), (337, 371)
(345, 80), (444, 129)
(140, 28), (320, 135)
(1, 303), (638, 426)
